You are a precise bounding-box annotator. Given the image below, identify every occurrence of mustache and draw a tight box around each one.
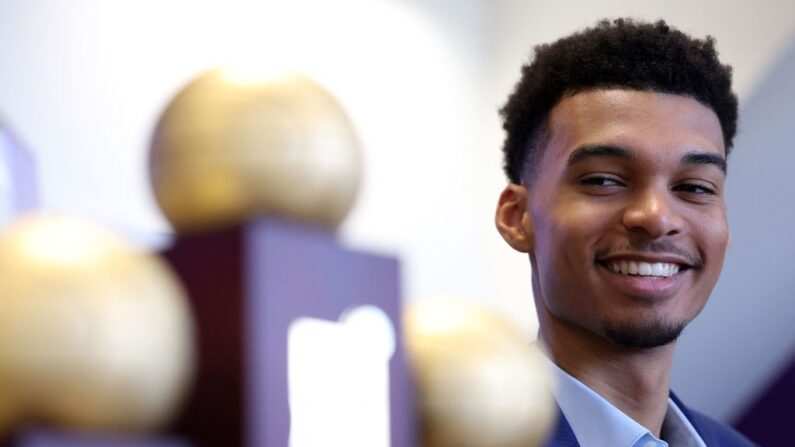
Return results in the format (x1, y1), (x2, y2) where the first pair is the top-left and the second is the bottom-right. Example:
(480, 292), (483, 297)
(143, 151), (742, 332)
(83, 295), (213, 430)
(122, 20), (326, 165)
(596, 241), (703, 268)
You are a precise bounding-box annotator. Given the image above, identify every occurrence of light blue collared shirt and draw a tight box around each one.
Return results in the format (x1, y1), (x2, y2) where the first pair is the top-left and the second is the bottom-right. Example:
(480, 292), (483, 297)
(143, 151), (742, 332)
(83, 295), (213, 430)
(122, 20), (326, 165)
(542, 356), (707, 447)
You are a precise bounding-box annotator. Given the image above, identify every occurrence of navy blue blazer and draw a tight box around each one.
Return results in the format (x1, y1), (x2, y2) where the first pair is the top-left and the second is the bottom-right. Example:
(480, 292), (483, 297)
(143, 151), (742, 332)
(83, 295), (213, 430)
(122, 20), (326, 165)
(542, 393), (757, 446)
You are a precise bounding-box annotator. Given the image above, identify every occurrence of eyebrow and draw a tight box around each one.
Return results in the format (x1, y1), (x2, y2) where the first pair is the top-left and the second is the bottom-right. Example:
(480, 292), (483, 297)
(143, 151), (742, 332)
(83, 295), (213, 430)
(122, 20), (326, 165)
(566, 145), (635, 166)
(566, 144), (727, 175)
(681, 151), (727, 174)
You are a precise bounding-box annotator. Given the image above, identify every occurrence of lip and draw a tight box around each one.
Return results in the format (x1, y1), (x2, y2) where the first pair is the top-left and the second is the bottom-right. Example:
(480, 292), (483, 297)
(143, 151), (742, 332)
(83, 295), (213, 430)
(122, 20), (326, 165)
(596, 262), (688, 300)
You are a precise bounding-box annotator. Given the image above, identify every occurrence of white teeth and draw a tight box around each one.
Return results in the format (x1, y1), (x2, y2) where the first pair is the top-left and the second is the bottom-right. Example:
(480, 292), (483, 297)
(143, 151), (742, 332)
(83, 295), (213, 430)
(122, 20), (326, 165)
(606, 261), (680, 278)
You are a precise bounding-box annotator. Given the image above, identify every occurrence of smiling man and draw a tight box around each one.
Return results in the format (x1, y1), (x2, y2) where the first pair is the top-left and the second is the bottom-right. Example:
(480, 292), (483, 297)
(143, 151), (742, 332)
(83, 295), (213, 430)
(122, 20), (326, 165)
(495, 19), (755, 446)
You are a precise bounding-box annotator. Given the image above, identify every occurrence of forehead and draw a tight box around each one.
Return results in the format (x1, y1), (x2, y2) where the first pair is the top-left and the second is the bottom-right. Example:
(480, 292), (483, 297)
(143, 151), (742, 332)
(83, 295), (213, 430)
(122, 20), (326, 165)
(542, 89), (725, 166)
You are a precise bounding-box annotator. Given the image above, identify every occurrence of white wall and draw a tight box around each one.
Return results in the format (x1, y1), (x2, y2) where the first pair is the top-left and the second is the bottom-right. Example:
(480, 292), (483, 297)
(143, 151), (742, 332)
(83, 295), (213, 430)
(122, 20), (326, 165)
(0, 0), (498, 309)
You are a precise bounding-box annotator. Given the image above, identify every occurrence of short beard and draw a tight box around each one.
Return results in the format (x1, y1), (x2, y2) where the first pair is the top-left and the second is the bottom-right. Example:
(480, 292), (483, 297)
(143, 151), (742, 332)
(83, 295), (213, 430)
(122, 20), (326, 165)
(603, 317), (686, 349)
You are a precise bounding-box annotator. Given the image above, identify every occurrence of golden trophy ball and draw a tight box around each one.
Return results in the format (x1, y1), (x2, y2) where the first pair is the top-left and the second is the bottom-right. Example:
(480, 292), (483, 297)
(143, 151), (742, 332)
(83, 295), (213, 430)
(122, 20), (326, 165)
(0, 214), (195, 434)
(149, 69), (363, 233)
(403, 299), (556, 447)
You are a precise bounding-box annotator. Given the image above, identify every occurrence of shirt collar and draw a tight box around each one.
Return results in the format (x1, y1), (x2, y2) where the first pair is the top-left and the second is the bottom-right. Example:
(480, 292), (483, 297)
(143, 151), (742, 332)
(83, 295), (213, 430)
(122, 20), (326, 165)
(539, 351), (706, 447)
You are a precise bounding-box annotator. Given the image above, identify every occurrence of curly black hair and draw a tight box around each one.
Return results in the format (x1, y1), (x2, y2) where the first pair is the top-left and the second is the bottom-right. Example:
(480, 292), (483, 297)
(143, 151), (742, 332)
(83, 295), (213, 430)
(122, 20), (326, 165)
(500, 18), (738, 184)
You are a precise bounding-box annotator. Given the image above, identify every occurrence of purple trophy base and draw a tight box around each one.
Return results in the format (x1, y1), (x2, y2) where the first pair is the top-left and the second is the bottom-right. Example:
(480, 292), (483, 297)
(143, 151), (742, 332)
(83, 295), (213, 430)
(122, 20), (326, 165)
(161, 217), (417, 447)
(7, 429), (189, 447)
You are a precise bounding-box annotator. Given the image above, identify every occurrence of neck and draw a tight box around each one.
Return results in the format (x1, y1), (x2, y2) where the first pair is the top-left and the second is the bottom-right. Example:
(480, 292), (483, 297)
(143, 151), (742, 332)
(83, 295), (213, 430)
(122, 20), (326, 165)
(539, 309), (675, 438)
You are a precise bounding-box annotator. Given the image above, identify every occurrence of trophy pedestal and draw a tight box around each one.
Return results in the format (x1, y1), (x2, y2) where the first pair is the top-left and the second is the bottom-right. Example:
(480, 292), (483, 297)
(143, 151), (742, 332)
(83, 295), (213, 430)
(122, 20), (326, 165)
(162, 218), (416, 446)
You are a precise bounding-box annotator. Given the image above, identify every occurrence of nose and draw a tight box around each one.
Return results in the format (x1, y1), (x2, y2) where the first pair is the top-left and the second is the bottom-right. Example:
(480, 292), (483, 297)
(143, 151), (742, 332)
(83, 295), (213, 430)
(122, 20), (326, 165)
(621, 185), (683, 238)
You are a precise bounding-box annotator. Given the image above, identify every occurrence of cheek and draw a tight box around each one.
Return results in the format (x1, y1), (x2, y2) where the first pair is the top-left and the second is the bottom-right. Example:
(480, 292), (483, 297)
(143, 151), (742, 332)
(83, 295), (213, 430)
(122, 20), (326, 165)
(689, 210), (729, 298)
(531, 206), (605, 295)
(706, 226), (729, 284)
(694, 210), (729, 265)
(533, 196), (616, 261)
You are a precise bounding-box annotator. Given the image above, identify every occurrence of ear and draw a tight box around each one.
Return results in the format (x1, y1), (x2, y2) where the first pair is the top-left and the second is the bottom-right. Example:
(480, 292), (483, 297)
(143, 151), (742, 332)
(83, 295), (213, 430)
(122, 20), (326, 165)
(495, 183), (534, 253)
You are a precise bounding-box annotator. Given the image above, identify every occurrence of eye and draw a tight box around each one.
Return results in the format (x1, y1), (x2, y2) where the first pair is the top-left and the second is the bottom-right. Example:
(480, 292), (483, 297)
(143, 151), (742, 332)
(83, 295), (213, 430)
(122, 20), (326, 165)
(577, 174), (626, 196)
(672, 182), (717, 196)
(579, 175), (625, 188)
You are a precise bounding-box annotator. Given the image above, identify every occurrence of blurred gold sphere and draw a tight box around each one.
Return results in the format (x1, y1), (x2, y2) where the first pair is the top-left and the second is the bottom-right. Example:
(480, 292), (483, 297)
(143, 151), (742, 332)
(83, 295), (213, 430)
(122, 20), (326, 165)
(403, 299), (556, 447)
(150, 69), (362, 233)
(0, 214), (194, 434)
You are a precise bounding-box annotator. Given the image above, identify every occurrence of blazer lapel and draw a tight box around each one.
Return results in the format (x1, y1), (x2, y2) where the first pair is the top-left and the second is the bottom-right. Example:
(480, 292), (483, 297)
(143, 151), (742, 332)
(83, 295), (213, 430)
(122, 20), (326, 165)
(669, 391), (719, 446)
(542, 409), (580, 447)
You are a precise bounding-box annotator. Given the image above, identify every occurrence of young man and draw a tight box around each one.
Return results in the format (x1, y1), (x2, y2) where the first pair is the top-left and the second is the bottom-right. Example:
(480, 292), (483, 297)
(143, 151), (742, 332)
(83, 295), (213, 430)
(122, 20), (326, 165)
(495, 19), (756, 446)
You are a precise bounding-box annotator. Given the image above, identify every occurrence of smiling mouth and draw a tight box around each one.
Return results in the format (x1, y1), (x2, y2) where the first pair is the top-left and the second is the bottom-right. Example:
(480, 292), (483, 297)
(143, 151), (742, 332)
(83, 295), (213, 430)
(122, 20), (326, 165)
(597, 260), (691, 278)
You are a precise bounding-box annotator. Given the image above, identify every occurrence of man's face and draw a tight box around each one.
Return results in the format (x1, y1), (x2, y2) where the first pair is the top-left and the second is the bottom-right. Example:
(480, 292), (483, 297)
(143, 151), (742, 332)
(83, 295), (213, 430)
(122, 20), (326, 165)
(525, 89), (729, 348)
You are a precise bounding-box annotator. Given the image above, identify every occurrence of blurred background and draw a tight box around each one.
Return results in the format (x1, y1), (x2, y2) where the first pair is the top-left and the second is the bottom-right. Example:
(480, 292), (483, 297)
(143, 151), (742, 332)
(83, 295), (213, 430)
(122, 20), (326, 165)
(1, 0), (793, 428)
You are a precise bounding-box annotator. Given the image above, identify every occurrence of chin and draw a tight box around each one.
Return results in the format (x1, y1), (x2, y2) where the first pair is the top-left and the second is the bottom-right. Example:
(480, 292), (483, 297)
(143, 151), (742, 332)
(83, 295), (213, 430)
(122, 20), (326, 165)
(601, 316), (687, 349)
